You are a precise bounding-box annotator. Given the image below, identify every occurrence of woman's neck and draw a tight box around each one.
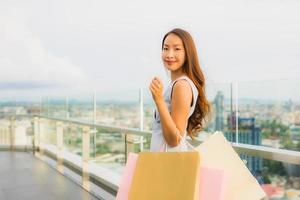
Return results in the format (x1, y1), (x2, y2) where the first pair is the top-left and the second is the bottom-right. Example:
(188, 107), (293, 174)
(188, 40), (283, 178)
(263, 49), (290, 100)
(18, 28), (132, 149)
(171, 70), (186, 82)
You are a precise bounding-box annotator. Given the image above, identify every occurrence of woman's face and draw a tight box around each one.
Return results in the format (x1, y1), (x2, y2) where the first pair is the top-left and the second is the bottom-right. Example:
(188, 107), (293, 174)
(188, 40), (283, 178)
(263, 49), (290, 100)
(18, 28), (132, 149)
(162, 33), (186, 72)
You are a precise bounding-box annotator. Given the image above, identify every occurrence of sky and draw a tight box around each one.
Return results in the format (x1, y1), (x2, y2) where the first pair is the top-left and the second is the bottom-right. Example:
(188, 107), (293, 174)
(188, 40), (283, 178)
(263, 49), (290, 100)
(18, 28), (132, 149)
(1, 0), (300, 101)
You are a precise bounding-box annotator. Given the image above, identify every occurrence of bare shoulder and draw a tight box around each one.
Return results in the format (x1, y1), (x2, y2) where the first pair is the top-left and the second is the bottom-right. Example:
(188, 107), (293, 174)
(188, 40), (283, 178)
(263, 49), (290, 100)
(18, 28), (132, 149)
(172, 79), (193, 99)
(173, 79), (192, 93)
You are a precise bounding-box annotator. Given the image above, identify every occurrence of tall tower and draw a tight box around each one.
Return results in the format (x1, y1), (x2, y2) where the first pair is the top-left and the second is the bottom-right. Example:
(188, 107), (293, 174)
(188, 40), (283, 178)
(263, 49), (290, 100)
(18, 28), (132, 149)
(214, 91), (225, 131)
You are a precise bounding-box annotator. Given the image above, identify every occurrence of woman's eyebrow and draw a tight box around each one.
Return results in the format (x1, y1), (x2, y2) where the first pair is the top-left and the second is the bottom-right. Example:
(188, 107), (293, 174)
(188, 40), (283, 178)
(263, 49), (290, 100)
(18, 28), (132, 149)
(163, 44), (182, 47)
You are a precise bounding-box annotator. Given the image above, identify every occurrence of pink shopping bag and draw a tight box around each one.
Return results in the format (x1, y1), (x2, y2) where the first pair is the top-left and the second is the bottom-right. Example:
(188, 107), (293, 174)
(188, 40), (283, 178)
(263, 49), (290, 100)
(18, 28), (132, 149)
(199, 167), (227, 200)
(116, 153), (138, 200)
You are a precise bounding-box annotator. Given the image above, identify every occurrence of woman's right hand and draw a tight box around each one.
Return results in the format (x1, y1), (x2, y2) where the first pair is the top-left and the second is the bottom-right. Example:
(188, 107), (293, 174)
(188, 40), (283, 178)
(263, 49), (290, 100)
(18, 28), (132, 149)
(149, 76), (164, 104)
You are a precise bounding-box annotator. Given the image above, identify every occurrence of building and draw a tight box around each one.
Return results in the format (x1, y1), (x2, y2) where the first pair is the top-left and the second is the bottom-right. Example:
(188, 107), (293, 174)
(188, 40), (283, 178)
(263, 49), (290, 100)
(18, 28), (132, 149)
(213, 91), (225, 131)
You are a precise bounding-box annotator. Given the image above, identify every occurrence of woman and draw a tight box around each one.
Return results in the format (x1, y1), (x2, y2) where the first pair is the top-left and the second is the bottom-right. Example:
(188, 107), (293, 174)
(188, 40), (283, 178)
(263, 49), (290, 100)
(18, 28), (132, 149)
(149, 28), (210, 152)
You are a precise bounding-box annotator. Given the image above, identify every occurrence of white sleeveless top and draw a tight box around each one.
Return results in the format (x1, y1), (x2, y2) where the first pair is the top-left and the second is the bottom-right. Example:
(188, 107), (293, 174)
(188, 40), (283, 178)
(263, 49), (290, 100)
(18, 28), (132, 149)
(150, 76), (199, 152)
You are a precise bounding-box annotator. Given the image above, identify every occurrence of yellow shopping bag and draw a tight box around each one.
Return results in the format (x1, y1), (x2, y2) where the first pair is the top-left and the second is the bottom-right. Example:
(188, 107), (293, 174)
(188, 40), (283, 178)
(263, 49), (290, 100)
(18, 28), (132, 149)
(128, 151), (200, 200)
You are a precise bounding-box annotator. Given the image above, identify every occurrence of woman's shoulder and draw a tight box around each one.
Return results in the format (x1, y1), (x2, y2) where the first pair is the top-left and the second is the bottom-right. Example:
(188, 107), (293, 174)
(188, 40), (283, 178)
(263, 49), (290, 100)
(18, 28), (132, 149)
(172, 78), (192, 91)
(171, 78), (193, 100)
(171, 76), (198, 100)
(172, 76), (196, 90)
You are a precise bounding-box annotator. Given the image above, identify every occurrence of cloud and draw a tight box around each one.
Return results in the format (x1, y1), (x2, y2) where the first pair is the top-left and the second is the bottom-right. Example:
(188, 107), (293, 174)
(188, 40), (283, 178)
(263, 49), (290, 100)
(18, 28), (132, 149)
(0, 81), (58, 90)
(1, 0), (300, 101)
(0, 5), (90, 92)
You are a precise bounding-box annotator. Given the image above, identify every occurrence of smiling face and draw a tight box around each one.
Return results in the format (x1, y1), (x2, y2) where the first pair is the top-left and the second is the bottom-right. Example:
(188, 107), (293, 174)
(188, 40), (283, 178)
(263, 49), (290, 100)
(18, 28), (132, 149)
(162, 33), (186, 73)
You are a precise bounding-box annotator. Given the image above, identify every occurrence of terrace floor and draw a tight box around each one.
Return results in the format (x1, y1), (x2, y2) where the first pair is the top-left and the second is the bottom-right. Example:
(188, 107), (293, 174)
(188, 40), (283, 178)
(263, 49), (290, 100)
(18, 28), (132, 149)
(0, 151), (99, 200)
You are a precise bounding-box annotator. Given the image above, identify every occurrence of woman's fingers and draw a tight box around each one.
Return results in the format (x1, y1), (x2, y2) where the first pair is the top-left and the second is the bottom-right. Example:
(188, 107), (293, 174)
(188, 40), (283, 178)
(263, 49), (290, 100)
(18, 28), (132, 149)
(149, 84), (155, 93)
(155, 77), (163, 85)
(149, 82), (160, 98)
(149, 77), (164, 103)
(154, 77), (162, 85)
(150, 83), (158, 94)
(149, 83), (157, 93)
(152, 77), (163, 90)
(150, 76), (163, 94)
(153, 77), (160, 86)
(150, 80), (159, 90)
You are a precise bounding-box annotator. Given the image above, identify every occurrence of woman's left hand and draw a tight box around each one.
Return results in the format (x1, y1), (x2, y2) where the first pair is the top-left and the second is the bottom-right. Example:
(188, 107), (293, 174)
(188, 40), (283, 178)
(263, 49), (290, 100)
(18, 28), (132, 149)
(149, 76), (164, 104)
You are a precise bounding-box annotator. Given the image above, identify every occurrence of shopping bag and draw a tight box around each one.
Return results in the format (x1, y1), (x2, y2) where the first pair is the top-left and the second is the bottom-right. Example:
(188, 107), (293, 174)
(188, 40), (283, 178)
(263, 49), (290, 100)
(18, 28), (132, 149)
(128, 151), (200, 200)
(116, 153), (138, 200)
(196, 132), (266, 200)
(117, 152), (225, 200)
(199, 167), (227, 200)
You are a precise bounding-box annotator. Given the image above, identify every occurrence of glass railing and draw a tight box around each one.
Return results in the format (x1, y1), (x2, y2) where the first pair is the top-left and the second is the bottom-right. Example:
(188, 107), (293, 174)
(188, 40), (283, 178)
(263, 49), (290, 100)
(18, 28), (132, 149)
(0, 120), (10, 147)
(236, 80), (300, 152)
(0, 116), (32, 149)
(1, 114), (299, 199)
(206, 82), (233, 134)
(95, 90), (141, 129)
(63, 123), (83, 156)
(1, 78), (300, 199)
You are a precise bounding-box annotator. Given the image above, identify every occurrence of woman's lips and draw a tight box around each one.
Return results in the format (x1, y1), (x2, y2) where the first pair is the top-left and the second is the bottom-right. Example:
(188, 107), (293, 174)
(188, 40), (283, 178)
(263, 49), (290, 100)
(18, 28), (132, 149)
(166, 61), (176, 65)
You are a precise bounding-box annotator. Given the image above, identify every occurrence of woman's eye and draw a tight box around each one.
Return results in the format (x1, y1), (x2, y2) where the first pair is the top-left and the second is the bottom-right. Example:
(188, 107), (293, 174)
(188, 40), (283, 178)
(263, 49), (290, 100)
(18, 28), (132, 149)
(176, 48), (181, 51)
(163, 47), (168, 50)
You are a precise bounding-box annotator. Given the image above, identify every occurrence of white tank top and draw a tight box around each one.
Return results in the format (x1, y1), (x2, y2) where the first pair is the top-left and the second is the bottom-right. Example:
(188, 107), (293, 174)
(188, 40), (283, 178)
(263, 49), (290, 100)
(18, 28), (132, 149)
(150, 76), (199, 152)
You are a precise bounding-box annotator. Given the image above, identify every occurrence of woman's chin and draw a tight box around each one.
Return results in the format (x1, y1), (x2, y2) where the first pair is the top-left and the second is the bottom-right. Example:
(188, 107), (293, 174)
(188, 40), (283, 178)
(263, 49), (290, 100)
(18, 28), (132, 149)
(165, 65), (178, 71)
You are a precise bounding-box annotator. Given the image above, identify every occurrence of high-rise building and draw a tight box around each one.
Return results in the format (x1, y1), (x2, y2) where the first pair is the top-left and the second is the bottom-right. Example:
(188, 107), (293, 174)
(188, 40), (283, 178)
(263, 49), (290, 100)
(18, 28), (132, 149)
(214, 91), (225, 131)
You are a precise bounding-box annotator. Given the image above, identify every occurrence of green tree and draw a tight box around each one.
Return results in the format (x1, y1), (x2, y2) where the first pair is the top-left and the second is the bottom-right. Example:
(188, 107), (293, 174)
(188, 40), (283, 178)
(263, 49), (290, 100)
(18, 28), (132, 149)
(260, 119), (289, 139)
(263, 160), (287, 176)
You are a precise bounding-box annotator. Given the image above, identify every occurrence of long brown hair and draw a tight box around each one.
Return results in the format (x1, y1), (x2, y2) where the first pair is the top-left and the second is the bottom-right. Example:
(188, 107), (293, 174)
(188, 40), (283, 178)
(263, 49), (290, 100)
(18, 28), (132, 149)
(162, 28), (211, 138)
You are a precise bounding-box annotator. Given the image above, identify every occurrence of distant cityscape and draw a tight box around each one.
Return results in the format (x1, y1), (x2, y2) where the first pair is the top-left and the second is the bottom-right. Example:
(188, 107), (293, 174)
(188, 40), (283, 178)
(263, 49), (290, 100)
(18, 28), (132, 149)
(1, 90), (300, 199)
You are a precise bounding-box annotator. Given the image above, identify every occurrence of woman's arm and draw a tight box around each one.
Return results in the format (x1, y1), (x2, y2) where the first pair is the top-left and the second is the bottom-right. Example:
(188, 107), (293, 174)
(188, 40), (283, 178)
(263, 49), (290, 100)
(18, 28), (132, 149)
(150, 77), (193, 147)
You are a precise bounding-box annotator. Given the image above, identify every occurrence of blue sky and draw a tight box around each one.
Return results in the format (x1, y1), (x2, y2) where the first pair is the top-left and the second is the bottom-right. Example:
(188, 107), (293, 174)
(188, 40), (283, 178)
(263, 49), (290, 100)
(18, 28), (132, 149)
(1, 0), (300, 100)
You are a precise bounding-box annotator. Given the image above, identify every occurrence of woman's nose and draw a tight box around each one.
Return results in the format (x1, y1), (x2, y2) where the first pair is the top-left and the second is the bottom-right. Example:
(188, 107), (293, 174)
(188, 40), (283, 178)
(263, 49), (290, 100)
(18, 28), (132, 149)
(166, 51), (175, 59)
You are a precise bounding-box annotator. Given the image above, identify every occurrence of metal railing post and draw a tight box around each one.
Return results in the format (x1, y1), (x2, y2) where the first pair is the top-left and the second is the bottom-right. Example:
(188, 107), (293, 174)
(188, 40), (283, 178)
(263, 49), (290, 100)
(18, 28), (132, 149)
(235, 81), (239, 143)
(56, 121), (64, 173)
(93, 92), (97, 158)
(126, 134), (135, 157)
(39, 118), (45, 156)
(33, 117), (39, 154)
(10, 116), (16, 151)
(124, 133), (127, 163)
(0, 127), (2, 144)
(139, 89), (144, 152)
(82, 125), (90, 191)
(139, 88), (143, 131)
